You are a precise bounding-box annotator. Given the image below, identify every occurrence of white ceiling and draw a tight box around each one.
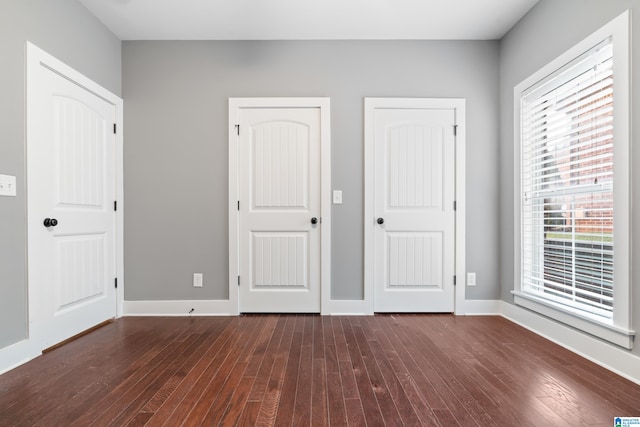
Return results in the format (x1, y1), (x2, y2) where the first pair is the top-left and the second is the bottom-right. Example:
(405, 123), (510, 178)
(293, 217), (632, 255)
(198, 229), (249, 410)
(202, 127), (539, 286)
(76, 0), (539, 41)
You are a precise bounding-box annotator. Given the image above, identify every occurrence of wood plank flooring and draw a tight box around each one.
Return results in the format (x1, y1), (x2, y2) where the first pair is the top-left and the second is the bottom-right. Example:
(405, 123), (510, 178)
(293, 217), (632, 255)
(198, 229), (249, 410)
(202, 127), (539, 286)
(0, 314), (639, 426)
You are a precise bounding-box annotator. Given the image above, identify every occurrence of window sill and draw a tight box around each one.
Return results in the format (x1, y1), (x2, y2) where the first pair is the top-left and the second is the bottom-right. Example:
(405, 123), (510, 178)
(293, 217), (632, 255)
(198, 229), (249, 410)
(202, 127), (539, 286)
(512, 291), (635, 349)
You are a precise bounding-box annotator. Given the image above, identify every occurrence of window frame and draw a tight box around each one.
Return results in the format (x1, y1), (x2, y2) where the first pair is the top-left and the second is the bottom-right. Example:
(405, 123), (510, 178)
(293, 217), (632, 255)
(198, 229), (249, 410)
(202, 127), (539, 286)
(513, 10), (634, 349)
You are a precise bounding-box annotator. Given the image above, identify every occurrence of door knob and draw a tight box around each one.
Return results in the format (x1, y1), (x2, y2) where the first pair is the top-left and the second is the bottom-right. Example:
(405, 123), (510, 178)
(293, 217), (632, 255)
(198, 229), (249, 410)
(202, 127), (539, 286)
(311, 217), (318, 225)
(377, 217), (384, 225)
(43, 218), (58, 227)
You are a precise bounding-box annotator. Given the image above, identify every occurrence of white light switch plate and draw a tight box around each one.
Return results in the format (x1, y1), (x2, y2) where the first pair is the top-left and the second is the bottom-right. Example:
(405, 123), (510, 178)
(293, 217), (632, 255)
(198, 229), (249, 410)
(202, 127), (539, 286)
(467, 272), (476, 287)
(0, 174), (17, 196)
(193, 273), (203, 288)
(333, 190), (342, 204)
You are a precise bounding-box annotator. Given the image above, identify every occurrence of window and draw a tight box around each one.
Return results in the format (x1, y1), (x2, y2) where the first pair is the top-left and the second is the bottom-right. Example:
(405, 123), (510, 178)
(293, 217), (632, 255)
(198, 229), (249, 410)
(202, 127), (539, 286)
(514, 12), (633, 348)
(521, 39), (614, 318)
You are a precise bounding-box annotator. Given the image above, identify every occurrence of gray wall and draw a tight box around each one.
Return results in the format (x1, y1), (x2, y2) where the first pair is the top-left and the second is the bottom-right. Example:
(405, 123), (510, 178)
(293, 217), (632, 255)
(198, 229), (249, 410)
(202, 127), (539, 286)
(500, 0), (640, 355)
(0, 0), (121, 349)
(122, 40), (501, 302)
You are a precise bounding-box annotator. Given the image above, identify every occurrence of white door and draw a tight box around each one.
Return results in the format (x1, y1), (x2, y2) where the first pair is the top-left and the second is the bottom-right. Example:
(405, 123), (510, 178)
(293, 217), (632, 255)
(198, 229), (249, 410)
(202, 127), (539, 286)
(27, 47), (118, 349)
(237, 107), (321, 312)
(372, 107), (456, 312)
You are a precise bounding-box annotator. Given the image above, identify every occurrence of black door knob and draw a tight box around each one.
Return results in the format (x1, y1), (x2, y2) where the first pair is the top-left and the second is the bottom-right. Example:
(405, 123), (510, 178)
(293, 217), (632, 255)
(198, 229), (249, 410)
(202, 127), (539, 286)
(311, 217), (318, 225)
(43, 218), (58, 227)
(377, 217), (384, 225)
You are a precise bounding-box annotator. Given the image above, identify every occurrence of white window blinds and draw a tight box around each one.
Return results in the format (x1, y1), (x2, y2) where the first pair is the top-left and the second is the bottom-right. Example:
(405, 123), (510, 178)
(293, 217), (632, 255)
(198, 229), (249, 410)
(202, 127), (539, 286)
(520, 37), (614, 319)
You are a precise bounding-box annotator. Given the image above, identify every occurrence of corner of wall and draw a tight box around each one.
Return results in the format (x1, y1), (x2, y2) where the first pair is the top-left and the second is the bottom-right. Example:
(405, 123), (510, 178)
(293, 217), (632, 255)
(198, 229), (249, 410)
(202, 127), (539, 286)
(463, 299), (502, 315)
(0, 338), (40, 376)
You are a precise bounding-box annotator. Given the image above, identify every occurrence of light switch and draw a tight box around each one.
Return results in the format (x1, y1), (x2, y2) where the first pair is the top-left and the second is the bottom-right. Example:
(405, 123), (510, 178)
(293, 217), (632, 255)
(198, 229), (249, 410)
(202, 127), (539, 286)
(0, 174), (16, 197)
(467, 272), (476, 287)
(193, 273), (203, 288)
(333, 190), (342, 204)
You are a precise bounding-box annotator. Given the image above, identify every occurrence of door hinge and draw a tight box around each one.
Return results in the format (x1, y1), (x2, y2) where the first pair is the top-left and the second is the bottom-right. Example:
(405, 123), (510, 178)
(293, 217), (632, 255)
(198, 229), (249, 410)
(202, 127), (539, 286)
(113, 123), (117, 134)
(237, 275), (240, 286)
(114, 201), (117, 211)
(453, 125), (458, 136)
(237, 200), (240, 211)
(453, 275), (457, 286)
(235, 124), (240, 136)
(115, 278), (118, 289)
(453, 201), (457, 211)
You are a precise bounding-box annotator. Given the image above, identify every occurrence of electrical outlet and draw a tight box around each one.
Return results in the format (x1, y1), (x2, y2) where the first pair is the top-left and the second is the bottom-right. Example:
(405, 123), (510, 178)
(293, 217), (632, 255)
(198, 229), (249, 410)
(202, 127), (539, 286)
(467, 272), (476, 287)
(193, 273), (203, 288)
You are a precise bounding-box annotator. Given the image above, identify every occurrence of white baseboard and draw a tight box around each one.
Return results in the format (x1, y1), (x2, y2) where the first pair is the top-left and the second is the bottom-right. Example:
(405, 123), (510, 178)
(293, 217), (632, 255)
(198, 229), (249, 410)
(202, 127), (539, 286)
(123, 299), (237, 316)
(323, 298), (504, 316)
(463, 299), (501, 315)
(122, 298), (504, 317)
(124, 298), (375, 316)
(500, 301), (640, 385)
(323, 299), (372, 315)
(0, 338), (40, 376)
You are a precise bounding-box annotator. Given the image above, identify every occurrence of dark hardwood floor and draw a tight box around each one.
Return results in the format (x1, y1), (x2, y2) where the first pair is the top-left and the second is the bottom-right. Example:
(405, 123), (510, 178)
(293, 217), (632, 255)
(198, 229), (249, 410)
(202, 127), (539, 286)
(0, 314), (638, 426)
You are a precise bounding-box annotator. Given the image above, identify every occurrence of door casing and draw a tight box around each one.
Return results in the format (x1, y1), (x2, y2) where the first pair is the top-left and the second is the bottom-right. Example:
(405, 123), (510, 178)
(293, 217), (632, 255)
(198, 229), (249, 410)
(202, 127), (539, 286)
(26, 42), (124, 345)
(228, 98), (331, 315)
(364, 98), (466, 314)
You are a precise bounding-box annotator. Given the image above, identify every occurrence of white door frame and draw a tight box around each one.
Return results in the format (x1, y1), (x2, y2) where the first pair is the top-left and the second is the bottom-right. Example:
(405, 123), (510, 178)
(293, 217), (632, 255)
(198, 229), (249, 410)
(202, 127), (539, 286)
(228, 98), (331, 315)
(26, 42), (125, 331)
(364, 98), (466, 314)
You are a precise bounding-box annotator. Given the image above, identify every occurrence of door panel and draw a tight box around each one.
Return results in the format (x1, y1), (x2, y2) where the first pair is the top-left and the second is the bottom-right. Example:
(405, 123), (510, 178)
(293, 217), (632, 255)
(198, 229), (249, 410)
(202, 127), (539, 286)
(388, 125), (443, 209)
(252, 232), (307, 287)
(386, 232), (442, 288)
(239, 108), (320, 312)
(56, 234), (106, 310)
(29, 63), (117, 348)
(252, 121), (308, 209)
(374, 108), (455, 312)
(54, 96), (106, 208)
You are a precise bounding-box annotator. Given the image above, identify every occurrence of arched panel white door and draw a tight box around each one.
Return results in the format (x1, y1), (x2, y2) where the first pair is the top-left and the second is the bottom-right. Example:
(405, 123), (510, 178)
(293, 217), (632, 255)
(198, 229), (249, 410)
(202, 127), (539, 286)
(372, 108), (456, 312)
(27, 44), (120, 349)
(237, 108), (321, 313)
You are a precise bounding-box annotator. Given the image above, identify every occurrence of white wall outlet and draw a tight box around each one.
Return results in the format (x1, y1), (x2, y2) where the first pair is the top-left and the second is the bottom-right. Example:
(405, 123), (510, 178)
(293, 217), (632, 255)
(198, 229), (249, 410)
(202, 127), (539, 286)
(193, 273), (203, 288)
(0, 174), (17, 197)
(333, 190), (342, 204)
(467, 272), (476, 287)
